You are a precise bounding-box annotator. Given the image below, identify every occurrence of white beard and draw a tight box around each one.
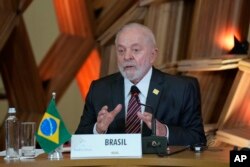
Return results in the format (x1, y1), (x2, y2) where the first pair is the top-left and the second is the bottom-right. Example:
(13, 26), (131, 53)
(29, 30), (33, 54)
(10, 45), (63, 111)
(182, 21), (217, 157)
(118, 62), (151, 83)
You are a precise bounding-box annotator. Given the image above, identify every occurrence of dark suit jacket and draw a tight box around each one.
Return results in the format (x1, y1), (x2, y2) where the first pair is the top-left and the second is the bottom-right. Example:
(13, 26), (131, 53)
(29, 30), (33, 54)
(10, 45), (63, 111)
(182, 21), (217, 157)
(75, 68), (207, 146)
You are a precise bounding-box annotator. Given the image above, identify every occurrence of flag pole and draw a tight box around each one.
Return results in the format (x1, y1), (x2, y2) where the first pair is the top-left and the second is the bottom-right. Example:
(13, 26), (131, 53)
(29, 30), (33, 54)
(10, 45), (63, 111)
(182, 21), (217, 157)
(52, 92), (56, 100)
(48, 92), (63, 160)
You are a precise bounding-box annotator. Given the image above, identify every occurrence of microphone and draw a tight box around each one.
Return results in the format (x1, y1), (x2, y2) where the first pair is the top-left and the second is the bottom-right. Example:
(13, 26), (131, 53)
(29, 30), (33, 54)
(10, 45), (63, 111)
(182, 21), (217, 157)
(141, 103), (156, 135)
(135, 98), (156, 136)
(131, 86), (167, 155)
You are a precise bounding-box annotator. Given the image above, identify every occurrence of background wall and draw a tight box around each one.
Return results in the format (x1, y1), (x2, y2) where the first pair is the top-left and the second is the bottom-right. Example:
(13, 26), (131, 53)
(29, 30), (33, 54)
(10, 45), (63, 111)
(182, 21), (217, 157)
(23, 0), (83, 133)
(0, 77), (7, 126)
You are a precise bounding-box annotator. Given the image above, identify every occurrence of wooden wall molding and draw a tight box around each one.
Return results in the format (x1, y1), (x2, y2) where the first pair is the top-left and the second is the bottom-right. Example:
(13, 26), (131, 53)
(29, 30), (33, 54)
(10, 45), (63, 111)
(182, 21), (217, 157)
(0, 17), (46, 150)
(0, 0), (95, 150)
(39, 34), (95, 102)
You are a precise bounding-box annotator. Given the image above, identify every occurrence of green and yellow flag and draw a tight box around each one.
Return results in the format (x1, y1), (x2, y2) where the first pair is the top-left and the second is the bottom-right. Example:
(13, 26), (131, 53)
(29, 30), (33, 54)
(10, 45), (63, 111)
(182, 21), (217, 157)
(36, 96), (71, 153)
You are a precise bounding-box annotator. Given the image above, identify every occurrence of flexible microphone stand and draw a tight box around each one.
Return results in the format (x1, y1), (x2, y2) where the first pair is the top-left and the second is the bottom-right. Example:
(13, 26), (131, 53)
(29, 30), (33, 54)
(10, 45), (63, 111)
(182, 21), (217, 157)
(137, 100), (167, 155)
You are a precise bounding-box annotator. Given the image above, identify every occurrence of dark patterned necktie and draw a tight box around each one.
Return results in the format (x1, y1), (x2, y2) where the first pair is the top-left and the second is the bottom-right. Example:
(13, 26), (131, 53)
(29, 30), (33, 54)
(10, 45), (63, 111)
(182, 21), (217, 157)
(125, 85), (141, 133)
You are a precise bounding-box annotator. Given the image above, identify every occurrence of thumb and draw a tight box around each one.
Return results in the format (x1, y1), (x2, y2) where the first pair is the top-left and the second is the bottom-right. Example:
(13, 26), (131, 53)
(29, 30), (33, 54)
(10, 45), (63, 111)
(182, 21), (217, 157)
(111, 104), (122, 117)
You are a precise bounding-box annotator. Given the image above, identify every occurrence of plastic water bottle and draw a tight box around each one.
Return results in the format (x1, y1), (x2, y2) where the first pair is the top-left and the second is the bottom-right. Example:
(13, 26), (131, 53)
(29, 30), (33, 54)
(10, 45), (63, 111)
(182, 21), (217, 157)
(5, 107), (20, 160)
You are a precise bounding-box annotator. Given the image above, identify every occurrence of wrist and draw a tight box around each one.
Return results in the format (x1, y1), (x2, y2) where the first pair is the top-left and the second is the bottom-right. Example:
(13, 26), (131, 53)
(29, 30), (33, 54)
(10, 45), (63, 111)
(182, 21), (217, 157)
(96, 124), (106, 134)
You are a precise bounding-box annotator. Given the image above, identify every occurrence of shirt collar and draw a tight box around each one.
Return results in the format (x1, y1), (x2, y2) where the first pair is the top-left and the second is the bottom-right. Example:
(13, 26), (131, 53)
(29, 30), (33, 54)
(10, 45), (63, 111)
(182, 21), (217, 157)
(124, 67), (152, 98)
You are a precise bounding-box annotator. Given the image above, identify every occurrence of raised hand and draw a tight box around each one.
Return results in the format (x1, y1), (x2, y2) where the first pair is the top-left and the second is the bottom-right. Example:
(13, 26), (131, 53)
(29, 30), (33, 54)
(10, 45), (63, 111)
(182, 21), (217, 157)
(137, 111), (167, 137)
(96, 104), (122, 133)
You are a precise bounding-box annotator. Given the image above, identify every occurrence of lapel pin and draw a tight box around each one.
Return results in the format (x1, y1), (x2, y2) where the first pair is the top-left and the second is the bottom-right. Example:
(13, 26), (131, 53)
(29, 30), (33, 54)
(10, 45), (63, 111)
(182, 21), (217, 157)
(153, 89), (159, 95)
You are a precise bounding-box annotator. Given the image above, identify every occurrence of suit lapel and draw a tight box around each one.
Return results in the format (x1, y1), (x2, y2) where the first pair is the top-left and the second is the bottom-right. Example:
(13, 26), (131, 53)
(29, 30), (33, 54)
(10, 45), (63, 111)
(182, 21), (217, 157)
(110, 74), (125, 132)
(142, 68), (164, 136)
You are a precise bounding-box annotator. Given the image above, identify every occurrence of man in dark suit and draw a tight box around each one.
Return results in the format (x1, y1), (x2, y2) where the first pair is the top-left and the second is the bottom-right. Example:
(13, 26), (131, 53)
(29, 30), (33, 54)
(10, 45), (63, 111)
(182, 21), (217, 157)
(75, 23), (206, 146)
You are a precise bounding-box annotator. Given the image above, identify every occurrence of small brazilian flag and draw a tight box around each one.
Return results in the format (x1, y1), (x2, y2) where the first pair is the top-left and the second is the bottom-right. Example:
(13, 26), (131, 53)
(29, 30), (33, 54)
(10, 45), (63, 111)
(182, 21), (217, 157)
(36, 97), (71, 153)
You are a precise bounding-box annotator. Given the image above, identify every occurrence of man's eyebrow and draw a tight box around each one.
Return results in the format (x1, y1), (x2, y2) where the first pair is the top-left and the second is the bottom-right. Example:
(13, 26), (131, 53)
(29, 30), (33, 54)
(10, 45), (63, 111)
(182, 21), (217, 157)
(116, 44), (125, 48)
(116, 43), (141, 48)
(131, 43), (141, 47)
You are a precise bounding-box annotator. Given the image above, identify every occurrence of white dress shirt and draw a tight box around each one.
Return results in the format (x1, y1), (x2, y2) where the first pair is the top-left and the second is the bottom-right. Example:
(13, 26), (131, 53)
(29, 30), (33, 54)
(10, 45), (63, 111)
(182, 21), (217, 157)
(124, 67), (152, 115)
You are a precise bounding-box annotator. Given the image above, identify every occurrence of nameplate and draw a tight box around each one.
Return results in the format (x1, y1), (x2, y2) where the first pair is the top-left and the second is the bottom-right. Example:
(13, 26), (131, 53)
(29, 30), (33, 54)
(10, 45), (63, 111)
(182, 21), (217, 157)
(71, 134), (142, 159)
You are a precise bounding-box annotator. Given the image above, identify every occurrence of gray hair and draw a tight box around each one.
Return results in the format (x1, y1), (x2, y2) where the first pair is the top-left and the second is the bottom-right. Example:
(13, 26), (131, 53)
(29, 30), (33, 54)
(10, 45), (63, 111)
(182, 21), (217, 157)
(115, 23), (156, 46)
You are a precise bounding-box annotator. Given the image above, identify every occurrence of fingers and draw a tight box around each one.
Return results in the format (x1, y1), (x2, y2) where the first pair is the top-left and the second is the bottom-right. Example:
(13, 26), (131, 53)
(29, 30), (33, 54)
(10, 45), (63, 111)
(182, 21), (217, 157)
(98, 105), (108, 120)
(98, 104), (122, 119)
(100, 105), (108, 113)
(138, 111), (152, 129)
(138, 112), (167, 136)
(99, 106), (108, 115)
(138, 112), (152, 121)
(96, 104), (122, 133)
(155, 120), (167, 136)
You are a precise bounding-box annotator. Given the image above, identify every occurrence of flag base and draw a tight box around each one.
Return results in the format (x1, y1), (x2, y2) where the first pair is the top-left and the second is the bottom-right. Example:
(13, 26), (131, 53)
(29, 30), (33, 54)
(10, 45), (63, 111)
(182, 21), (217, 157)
(48, 145), (63, 160)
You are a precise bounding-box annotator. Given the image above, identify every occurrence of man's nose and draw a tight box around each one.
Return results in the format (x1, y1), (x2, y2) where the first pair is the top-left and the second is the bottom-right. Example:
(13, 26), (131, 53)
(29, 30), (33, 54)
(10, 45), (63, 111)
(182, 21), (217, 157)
(124, 50), (133, 60)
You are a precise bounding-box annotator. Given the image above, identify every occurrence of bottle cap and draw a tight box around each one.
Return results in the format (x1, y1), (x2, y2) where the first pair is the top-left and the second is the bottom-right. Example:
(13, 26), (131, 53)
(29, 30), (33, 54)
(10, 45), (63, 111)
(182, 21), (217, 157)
(8, 108), (16, 114)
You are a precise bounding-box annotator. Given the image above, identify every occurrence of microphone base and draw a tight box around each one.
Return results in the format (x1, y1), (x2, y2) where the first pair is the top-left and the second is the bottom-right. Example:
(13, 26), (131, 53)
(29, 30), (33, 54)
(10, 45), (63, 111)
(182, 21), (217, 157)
(142, 136), (167, 154)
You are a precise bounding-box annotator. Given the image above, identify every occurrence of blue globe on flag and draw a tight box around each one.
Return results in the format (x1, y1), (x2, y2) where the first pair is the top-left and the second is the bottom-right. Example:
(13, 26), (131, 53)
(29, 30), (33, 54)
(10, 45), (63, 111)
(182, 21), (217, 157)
(37, 112), (60, 144)
(40, 118), (57, 136)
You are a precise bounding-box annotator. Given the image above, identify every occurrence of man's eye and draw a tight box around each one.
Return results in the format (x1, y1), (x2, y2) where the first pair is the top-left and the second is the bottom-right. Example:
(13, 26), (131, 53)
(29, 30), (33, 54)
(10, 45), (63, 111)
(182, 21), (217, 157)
(118, 49), (125, 54)
(132, 48), (140, 53)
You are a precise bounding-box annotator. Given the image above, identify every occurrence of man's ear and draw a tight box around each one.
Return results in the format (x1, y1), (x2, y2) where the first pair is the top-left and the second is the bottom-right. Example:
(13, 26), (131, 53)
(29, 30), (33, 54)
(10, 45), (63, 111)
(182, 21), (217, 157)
(151, 48), (158, 63)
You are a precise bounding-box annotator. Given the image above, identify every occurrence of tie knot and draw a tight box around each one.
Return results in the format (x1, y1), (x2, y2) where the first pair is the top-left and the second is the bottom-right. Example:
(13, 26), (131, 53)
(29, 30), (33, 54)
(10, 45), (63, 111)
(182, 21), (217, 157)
(130, 85), (140, 96)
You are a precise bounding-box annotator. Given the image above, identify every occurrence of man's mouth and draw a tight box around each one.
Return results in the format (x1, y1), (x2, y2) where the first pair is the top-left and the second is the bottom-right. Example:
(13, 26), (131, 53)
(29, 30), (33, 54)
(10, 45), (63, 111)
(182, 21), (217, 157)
(124, 65), (135, 70)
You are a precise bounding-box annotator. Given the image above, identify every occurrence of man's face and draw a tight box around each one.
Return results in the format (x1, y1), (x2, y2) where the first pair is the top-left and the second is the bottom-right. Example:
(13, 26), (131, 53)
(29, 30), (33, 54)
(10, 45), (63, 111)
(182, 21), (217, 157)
(115, 28), (157, 84)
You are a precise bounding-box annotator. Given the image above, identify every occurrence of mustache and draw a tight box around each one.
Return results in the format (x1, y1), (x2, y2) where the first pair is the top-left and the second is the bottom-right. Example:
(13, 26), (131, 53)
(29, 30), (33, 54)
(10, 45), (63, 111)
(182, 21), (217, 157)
(122, 62), (136, 67)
